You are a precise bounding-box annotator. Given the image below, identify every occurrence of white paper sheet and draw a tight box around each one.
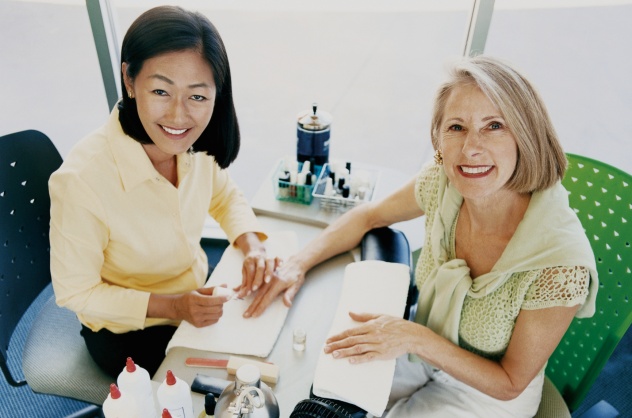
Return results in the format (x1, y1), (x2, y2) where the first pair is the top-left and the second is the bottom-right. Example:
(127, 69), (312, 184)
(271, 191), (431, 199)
(166, 231), (297, 357)
(313, 260), (410, 417)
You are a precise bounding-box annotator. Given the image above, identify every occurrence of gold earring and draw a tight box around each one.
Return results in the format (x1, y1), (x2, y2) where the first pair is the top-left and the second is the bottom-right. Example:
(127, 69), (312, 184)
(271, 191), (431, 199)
(434, 149), (443, 165)
(128, 90), (134, 99)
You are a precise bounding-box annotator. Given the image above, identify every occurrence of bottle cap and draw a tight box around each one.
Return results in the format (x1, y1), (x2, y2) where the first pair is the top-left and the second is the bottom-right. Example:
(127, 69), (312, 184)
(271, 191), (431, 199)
(301, 160), (311, 174)
(342, 184), (350, 198)
(204, 393), (217, 415)
(109, 383), (121, 400)
(297, 103), (332, 131)
(279, 171), (290, 182)
(324, 177), (334, 196)
(166, 370), (176, 386)
(126, 357), (136, 373)
(236, 364), (261, 386)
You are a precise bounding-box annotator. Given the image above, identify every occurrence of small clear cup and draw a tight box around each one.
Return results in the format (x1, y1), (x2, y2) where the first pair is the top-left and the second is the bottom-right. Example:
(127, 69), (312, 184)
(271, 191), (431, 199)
(293, 328), (306, 352)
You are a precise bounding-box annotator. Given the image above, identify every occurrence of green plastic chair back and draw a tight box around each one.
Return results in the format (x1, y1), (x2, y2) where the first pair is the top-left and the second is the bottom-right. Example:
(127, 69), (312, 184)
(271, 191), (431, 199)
(546, 153), (632, 411)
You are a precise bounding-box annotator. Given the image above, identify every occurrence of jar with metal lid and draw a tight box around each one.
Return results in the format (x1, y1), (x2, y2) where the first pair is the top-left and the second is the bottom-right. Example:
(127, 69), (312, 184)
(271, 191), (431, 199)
(296, 103), (332, 166)
(215, 364), (279, 418)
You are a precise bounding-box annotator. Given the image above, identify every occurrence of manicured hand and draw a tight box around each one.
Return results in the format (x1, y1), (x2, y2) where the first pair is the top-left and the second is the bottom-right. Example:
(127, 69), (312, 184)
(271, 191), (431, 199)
(242, 258), (305, 318)
(323, 312), (413, 363)
(174, 287), (230, 328)
(236, 250), (278, 298)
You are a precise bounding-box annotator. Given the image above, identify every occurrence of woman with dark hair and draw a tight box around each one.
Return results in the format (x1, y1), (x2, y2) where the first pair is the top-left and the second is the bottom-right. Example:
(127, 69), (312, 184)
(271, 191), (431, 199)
(49, 6), (274, 378)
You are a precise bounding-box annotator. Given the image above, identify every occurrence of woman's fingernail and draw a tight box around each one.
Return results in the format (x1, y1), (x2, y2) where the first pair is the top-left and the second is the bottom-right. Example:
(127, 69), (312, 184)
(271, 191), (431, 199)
(332, 351), (340, 358)
(252, 285), (258, 291)
(264, 275), (271, 283)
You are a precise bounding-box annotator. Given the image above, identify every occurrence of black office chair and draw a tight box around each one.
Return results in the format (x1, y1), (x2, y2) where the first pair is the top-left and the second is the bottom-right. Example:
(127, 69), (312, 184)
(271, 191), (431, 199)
(0, 130), (111, 411)
(361, 227), (418, 320)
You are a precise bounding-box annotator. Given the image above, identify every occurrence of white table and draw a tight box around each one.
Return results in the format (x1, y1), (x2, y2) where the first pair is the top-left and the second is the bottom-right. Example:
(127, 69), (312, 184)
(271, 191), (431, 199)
(154, 161), (423, 417)
(154, 215), (355, 417)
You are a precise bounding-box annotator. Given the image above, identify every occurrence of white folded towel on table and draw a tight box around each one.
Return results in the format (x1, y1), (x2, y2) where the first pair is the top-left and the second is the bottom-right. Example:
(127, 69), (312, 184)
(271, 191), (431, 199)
(313, 260), (410, 417)
(166, 231), (298, 357)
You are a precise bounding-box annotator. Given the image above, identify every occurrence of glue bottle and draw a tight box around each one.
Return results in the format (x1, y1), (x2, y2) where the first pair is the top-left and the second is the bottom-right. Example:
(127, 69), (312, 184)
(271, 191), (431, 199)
(117, 357), (157, 418)
(157, 370), (194, 418)
(102, 383), (140, 418)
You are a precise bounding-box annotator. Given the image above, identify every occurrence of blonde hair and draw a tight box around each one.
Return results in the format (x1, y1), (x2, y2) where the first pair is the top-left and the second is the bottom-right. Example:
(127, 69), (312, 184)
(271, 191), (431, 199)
(430, 56), (566, 192)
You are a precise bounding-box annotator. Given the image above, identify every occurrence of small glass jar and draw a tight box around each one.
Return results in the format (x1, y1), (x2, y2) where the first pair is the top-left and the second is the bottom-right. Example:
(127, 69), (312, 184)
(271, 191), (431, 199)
(293, 328), (306, 352)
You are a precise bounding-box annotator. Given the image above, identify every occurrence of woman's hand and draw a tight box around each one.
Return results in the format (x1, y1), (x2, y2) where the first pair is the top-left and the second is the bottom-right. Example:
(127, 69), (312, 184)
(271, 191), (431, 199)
(233, 232), (278, 298)
(238, 249), (280, 297)
(172, 287), (230, 328)
(242, 257), (306, 318)
(323, 312), (416, 363)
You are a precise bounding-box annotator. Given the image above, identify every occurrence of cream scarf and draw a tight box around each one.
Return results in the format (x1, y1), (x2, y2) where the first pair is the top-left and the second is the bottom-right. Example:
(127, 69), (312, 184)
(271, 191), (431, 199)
(413, 170), (599, 347)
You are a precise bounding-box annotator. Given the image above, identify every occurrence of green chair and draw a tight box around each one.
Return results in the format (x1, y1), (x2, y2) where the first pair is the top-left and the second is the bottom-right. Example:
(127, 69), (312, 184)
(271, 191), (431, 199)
(535, 153), (632, 417)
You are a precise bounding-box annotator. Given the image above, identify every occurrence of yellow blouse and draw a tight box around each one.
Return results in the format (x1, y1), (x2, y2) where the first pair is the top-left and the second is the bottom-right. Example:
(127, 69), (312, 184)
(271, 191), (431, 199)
(49, 108), (265, 333)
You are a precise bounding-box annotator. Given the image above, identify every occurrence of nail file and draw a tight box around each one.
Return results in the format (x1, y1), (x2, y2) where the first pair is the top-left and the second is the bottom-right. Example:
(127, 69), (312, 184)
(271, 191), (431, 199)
(185, 355), (279, 384)
(185, 358), (229, 368)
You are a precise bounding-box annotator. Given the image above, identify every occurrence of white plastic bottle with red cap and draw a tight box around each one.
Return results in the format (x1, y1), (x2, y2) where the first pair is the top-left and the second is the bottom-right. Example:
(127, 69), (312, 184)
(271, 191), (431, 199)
(117, 357), (157, 418)
(157, 370), (194, 418)
(102, 383), (140, 418)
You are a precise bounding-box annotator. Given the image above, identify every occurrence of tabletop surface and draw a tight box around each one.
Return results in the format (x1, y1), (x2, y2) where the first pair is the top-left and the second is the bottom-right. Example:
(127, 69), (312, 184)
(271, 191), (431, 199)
(153, 215), (356, 418)
(154, 161), (424, 417)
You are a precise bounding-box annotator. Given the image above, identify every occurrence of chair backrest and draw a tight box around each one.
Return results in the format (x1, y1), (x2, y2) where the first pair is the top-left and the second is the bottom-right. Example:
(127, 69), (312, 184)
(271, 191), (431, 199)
(361, 227), (417, 320)
(546, 153), (632, 411)
(0, 130), (63, 383)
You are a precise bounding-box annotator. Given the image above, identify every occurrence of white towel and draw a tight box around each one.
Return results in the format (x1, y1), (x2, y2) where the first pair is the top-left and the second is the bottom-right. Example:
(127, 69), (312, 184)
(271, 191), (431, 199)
(313, 260), (410, 417)
(166, 231), (298, 357)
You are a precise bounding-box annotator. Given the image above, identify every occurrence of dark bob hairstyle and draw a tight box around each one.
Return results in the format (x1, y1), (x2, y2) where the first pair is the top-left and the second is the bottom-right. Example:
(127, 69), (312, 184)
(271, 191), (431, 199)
(118, 5), (239, 168)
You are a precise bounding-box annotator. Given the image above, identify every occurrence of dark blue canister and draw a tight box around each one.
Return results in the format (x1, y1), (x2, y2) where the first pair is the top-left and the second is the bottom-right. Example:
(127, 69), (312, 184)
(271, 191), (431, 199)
(297, 103), (332, 166)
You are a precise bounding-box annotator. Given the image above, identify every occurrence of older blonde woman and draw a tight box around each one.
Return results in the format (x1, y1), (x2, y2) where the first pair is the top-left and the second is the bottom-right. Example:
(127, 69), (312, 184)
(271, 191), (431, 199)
(243, 56), (598, 417)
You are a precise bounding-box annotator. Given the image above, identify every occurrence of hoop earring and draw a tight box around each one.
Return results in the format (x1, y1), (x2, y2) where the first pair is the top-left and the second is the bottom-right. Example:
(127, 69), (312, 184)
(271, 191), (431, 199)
(434, 149), (443, 165)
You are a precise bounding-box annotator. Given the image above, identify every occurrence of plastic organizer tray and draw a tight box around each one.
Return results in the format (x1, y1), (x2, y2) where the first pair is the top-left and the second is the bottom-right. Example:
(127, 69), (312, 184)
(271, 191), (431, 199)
(312, 163), (380, 211)
(273, 161), (321, 205)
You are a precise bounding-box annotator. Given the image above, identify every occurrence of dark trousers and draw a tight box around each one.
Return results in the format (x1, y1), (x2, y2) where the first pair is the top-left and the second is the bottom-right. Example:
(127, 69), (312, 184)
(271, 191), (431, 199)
(80, 262), (215, 379)
(80, 324), (177, 380)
